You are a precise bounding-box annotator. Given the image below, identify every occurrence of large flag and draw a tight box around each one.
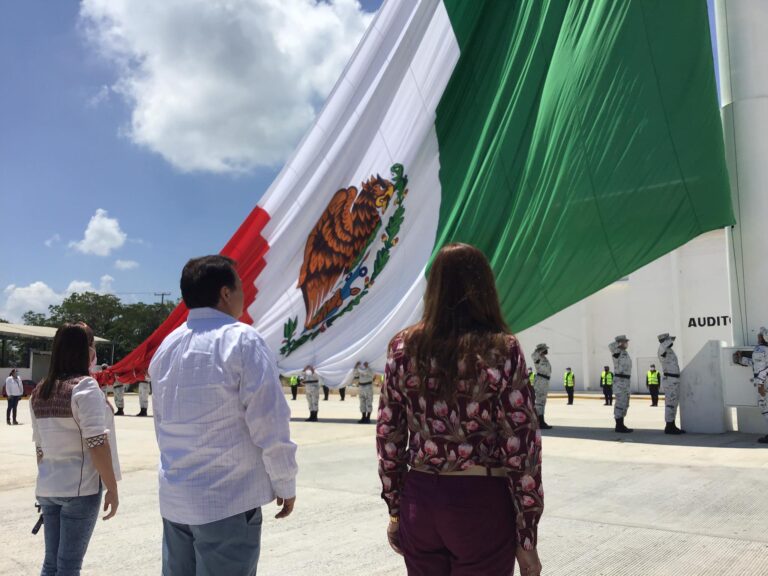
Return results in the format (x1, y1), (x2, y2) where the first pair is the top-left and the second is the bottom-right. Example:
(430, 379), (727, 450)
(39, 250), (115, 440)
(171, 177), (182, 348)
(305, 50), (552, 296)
(111, 0), (733, 385)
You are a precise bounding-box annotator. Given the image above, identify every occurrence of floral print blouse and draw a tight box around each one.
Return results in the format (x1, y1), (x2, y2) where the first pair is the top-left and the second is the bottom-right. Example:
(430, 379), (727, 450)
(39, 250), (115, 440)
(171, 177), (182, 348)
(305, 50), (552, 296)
(376, 333), (543, 550)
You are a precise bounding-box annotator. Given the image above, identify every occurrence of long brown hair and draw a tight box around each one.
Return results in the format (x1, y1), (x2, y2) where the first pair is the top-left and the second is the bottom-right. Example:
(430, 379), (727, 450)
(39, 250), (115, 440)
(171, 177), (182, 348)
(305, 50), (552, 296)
(37, 324), (91, 400)
(403, 243), (510, 399)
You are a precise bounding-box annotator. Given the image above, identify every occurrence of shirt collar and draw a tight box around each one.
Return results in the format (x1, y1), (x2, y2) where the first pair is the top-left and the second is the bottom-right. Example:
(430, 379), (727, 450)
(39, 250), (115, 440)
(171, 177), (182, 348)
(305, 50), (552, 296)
(187, 307), (238, 323)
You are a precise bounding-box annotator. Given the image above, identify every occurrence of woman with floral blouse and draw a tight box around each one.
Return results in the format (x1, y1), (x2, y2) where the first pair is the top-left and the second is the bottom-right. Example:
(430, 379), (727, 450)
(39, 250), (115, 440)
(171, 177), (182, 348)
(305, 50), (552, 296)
(376, 243), (543, 576)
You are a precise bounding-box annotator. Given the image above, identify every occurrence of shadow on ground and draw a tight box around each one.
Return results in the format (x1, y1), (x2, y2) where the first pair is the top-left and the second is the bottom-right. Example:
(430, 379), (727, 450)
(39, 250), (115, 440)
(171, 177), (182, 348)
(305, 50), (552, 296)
(540, 425), (766, 448)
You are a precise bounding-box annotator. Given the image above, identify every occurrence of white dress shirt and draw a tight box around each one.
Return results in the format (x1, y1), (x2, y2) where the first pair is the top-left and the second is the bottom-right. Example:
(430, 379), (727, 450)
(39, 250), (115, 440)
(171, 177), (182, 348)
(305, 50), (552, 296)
(5, 376), (23, 396)
(149, 307), (298, 525)
(30, 376), (121, 497)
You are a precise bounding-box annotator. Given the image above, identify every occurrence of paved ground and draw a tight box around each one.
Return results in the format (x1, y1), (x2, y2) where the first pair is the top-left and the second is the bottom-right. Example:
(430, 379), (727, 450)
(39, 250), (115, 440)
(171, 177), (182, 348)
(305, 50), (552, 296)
(2, 392), (767, 575)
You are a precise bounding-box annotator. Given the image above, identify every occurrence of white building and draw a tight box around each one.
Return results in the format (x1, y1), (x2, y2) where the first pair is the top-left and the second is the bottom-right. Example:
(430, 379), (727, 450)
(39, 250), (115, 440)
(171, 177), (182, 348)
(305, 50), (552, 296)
(518, 229), (731, 393)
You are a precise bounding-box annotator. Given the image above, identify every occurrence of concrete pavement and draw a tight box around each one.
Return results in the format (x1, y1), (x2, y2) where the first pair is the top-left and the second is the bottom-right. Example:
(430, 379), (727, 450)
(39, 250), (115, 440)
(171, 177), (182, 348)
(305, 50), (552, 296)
(1, 393), (767, 575)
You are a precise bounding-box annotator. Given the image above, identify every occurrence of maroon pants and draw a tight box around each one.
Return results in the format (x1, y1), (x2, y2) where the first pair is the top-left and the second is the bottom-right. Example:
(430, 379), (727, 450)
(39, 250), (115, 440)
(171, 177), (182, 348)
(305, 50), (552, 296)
(398, 471), (517, 576)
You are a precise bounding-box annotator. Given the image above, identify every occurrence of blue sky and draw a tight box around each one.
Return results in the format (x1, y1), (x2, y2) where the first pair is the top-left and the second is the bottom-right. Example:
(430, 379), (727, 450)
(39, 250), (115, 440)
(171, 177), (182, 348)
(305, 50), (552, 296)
(0, 0), (382, 321)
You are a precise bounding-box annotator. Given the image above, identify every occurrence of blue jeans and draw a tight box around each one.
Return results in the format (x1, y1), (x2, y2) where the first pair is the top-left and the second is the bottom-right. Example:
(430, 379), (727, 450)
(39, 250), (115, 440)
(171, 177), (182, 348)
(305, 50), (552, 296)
(38, 491), (102, 576)
(162, 508), (263, 576)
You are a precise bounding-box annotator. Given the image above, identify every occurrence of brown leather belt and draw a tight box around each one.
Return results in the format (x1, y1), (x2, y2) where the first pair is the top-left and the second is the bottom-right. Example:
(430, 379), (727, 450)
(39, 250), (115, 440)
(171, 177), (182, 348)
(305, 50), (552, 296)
(411, 465), (507, 478)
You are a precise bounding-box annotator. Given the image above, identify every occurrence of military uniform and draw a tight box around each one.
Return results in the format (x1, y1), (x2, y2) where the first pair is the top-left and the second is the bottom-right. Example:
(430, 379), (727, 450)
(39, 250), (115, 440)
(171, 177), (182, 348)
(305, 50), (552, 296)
(600, 370), (613, 405)
(563, 370), (575, 405)
(657, 333), (684, 434)
(736, 326), (768, 444)
(303, 370), (320, 421)
(114, 382), (126, 416)
(357, 365), (375, 424)
(136, 380), (150, 417)
(610, 335), (633, 433)
(646, 368), (661, 407)
(532, 343), (553, 429)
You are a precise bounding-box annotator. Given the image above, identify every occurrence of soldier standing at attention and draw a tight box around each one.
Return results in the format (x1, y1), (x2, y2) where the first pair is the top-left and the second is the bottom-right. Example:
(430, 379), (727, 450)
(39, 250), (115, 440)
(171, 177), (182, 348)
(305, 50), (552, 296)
(136, 378), (151, 417)
(733, 327), (768, 444)
(646, 363), (661, 407)
(600, 366), (613, 406)
(356, 361), (375, 424)
(532, 343), (553, 429)
(610, 335), (633, 433)
(289, 374), (300, 401)
(303, 365), (320, 422)
(657, 333), (685, 434)
(563, 368), (575, 405)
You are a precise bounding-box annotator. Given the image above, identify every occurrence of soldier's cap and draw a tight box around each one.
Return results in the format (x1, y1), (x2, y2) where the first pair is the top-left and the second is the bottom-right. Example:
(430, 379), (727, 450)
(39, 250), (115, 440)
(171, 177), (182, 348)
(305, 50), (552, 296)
(535, 343), (549, 351)
(760, 327), (768, 340)
(614, 335), (629, 342)
(657, 333), (676, 342)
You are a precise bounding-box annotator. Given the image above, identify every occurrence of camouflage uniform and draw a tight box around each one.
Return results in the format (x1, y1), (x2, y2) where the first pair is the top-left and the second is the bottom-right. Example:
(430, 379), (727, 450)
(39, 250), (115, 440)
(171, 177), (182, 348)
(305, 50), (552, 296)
(610, 338), (632, 420)
(304, 373), (320, 412)
(114, 383), (125, 410)
(657, 333), (682, 426)
(138, 380), (150, 410)
(738, 327), (768, 432)
(532, 344), (551, 417)
(357, 366), (375, 414)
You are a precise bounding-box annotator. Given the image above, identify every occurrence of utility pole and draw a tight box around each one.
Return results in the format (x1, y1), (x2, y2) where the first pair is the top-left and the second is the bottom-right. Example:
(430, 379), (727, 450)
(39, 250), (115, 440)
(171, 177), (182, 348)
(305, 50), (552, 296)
(154, 292), (171, 305)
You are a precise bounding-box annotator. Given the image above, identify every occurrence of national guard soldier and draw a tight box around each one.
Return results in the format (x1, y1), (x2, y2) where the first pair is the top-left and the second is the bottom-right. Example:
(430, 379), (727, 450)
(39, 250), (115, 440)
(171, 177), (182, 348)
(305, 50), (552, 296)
(657, 333), (685, 434)
(646, 363), (661, 407)
(733, 327), (768, 444)
(303, 365), (320, 422)
(356, 361), (375, 424)
(113, 378), (126, 416)
(289, 374), (300, 401)
(610, 335), (633, 433)
(532, 343), (553, 429)
(600, 366), (613, 406)
(136, 378), (151, 417)
(563, 368), (575, 405)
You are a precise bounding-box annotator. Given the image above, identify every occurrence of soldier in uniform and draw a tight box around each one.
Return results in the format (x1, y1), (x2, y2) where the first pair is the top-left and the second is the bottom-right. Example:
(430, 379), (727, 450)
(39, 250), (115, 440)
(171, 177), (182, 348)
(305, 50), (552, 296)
(113, 377), (126, 416)
(563, 368), (575, 405)
(646, 363), (661, 407)
(356, 361), (375, 424)
(303, 365), (320, 422)
(657, 333), (685, 434)
(289, 374), (300, 401)
(532, 343), (553, 429)
(136, 378), (151, 417)
(733, 327), (768, 444)
(600, 366), (613, 406)
(610, 335), (633, 433)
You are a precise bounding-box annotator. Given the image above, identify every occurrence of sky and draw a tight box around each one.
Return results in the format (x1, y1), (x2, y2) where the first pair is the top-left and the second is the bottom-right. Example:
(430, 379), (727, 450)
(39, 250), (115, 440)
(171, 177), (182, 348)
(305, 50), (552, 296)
(0, 0), (720, 323)
(0, 0), (382, 322)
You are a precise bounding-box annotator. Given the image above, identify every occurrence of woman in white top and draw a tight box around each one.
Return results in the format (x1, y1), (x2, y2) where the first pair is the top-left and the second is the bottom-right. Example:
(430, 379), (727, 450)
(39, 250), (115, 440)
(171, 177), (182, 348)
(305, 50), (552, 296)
(5, 368), (24, 425)
(30, 323), (120, 576)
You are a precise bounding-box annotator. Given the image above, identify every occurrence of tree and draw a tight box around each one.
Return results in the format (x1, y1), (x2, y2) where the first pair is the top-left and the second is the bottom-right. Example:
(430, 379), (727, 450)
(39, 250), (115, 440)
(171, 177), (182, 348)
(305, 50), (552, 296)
(0, 317), (9, 323)
(19, 293), (178, 364)
(22, 311), (51, 327)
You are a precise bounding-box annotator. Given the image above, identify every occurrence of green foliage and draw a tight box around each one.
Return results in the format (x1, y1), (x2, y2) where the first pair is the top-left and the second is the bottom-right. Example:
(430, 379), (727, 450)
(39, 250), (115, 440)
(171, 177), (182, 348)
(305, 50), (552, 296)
(19, 292), (177, 364)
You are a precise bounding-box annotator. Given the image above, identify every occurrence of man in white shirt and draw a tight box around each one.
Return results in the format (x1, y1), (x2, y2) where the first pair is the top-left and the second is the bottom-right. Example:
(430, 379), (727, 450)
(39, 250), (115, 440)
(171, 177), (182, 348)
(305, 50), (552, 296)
(5, 368), (24, 425)
(149, 255), (298, 576)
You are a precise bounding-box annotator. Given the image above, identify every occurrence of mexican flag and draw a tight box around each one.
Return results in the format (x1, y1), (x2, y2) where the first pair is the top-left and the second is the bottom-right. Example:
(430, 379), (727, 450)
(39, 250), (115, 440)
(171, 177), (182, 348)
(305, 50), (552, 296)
(112, 0), (732, 384)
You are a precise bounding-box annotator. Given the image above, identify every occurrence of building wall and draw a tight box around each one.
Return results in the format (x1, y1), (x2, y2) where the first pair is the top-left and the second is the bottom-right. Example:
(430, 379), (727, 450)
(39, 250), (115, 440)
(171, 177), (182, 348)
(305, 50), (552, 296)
(518, 230), (732, 392)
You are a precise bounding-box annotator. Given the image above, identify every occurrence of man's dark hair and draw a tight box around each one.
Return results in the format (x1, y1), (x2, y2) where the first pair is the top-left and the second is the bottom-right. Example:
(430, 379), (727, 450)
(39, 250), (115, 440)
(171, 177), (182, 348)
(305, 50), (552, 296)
(180, 255), (238, 309)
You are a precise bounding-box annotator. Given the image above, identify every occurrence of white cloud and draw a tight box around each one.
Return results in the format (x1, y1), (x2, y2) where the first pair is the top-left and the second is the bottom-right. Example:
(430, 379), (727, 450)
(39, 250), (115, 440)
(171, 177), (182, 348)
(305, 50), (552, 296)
(1, 276), (117, 323)
(79, 0), (373, 173)
(44, 233), (61, 248)
(69, 208), (127, 256)
(114, 259), (139, 270)
(87, 84), (112, 107)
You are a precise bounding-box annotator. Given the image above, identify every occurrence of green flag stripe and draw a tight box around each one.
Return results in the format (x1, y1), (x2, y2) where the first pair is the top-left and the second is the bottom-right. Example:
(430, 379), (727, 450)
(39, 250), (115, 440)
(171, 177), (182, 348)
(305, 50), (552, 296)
(437, 0), (733, 331)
